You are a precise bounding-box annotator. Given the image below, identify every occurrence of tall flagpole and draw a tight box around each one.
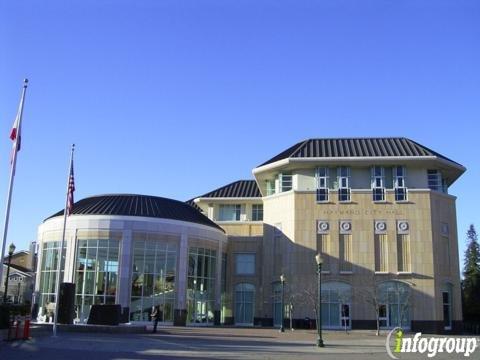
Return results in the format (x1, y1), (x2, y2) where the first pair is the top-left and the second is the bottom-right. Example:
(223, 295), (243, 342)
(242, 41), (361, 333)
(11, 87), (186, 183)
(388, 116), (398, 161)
(0, 79), (28, 292)
(52, 144), (75, 337)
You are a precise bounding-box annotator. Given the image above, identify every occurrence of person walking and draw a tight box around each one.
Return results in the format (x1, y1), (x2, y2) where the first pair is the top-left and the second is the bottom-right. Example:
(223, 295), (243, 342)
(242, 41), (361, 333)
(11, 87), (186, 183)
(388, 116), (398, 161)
(151, 305), (160, 333)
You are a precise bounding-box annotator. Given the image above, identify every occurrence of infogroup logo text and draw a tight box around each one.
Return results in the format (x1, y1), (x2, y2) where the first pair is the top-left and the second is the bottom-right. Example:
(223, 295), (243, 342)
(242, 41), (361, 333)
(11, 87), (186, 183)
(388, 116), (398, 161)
(386, 328), (479, 359)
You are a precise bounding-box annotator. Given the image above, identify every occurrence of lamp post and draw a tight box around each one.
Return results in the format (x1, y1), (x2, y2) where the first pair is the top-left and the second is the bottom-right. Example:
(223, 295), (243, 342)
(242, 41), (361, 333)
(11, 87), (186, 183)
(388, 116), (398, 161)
(193, 278), (197, 325)
(315, 253), (325, 347)
(3, 243), (15, 304)
(279, 274), (285, 332)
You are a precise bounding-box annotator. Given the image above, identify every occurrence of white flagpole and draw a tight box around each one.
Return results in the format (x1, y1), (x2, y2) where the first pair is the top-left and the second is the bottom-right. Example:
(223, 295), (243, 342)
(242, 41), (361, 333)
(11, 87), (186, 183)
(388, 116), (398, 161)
(52, 144), (75, 337)
(0, 79), (28, 292)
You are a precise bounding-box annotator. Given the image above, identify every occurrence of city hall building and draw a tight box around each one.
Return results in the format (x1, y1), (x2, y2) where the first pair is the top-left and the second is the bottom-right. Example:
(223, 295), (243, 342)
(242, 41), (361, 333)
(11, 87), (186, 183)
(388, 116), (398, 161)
(35, 137), (465, 333)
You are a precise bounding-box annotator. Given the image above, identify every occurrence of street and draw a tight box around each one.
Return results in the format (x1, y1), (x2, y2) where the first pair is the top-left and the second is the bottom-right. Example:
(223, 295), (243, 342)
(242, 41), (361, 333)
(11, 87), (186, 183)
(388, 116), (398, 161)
(1, 326), (477, 360)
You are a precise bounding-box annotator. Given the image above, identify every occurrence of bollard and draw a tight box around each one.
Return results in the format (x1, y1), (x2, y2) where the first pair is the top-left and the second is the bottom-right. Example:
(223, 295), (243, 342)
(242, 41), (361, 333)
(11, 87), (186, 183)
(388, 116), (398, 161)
(23, 316), (31, 340)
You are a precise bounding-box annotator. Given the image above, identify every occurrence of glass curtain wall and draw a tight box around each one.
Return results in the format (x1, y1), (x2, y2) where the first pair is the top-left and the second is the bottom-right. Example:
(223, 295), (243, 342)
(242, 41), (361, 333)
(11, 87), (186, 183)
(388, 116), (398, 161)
(130, 233), (178, 322)
(74, 231), (121, 322)
(39, 240), (66, 318)
(187, 247), (217, 325)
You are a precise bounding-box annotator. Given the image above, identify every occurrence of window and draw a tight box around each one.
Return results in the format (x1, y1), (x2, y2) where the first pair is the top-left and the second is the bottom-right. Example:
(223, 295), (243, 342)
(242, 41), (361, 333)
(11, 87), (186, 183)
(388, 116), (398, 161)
(337, 167), (351, 202)
(394, 166), (407, 201)
(280, 173), (292, 192)
(130, 234), (177, 323)
(235, 254), (255, 275)
(371, 166), (385, 202)
(443, 286), (452, 330)
(39, 240), (66, 311)
(397, 234), (411, 272)
(75, 234), (120, 322)
(235, 283), (255, 325)
(266, 180), (276, 196)
(187, 247), (217, 325)
(378, 281), (411, 329)
(251, 204), (263, 221)
(427, 170), (447, 193)
(218, 204), (241, 221)
(339, 234), (352, 272)
(316, 167), (329, 202)
(374, 234), (388, 272)
(321, 282), (352, 329)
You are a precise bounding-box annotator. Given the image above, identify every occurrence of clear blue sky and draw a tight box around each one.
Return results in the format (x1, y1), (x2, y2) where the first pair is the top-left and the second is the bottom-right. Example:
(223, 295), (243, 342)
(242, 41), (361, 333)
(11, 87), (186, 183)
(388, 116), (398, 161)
(0, 1), (479, 269)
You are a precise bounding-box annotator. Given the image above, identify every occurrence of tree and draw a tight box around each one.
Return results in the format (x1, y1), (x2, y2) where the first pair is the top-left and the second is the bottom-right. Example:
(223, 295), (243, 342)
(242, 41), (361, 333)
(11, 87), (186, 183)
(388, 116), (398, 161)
(358, 275), (385, 336)
(463, 224), (480, 321)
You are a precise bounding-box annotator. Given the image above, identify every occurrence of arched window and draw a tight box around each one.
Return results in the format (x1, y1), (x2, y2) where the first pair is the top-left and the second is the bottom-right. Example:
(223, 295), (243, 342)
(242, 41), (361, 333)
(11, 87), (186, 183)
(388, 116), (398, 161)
(235, 283), (255, 326)
(321, 282), (352, 329)
(377, 281), (411, 329)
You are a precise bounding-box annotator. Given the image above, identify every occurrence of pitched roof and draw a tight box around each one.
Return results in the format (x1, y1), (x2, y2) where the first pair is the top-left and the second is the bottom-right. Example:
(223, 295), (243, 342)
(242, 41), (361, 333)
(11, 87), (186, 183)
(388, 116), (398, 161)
(193, 180), (261, 199)
(258, 138), (463, 167)
(46, 194), (223, 232)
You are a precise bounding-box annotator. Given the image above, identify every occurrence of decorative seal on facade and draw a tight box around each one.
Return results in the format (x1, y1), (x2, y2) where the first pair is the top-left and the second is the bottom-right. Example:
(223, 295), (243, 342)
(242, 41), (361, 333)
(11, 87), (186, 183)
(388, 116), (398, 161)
(340, 220), (352, 234)
(317, 221), (329, 234)
(375, 220), (387, 234)
(397, 221), (409, 234)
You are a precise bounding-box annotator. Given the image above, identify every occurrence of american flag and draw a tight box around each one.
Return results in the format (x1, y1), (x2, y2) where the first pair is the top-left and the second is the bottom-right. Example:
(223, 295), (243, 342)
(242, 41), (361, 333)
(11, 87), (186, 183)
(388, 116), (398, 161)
(67, 158), (75, 215)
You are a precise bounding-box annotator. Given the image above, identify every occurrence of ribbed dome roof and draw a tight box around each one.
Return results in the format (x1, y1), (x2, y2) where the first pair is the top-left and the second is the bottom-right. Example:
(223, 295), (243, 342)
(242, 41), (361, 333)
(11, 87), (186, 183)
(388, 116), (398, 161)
(46, 194), (223, 231)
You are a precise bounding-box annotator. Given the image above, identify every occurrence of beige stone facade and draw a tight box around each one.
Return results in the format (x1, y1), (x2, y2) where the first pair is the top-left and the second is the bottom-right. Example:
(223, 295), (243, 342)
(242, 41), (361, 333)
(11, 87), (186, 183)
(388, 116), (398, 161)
(193, 138), (465, 333)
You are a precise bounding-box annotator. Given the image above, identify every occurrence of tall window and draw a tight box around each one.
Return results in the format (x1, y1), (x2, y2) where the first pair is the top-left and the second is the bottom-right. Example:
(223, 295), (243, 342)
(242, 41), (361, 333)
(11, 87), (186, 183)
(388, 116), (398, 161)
(371, 166), (385, 202)
(251, 204), (263, 221)
(130, 234), (177, 322)
(316, 167), (329, 202)
(39, 241), (66, 309)
(443, 285), (452, 330)
(321, 282), (352, 329)
(187, 247), (217, 325)
(280, 173), (292, 192)
(394, 166), (407, 201)
(397, 234), (411, 272)
(339, 234), (353, 272)
(374, 234), (388, 272)
(75, 235), (120, 322)
(428, 170), (447, 193)
(337, 167), (351, 202)
(218, 204), (241, 221)
(235, 283), (255, 325)
(235, 253), (255, 275)
(378, 281), (410, 329)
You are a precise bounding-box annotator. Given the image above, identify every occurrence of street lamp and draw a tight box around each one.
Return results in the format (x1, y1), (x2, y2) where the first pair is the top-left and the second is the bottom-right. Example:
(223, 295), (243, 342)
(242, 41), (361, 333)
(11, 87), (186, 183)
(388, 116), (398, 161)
(315, 253), (325, 347)
(279, 274), (285, 333)
(3, 243), (16, 304)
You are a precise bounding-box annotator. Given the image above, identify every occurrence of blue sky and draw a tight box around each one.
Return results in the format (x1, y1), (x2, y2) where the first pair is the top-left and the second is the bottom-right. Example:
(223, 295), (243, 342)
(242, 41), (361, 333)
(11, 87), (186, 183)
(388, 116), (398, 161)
(0, 1), (479, 269)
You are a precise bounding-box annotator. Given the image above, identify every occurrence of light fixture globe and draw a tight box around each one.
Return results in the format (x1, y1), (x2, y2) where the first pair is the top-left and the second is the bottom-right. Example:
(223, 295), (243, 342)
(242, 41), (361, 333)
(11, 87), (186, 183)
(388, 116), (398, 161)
(8, 243), (16, 256)
(315, 253), (323, 265)
(280, 274), (285, 283)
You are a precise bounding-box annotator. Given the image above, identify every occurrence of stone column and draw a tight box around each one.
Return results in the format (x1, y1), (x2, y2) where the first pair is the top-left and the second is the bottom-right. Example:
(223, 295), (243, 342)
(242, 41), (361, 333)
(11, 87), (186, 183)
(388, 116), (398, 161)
(174, 232), (188, 326)
(117, 229), (132, 312)
(214, 239), (223, 325)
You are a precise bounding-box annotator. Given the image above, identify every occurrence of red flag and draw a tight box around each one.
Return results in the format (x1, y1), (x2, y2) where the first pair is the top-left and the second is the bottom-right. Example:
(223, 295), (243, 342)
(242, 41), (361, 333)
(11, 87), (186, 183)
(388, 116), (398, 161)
(67, 159), (75, 215)
(10, 116), (21, 153)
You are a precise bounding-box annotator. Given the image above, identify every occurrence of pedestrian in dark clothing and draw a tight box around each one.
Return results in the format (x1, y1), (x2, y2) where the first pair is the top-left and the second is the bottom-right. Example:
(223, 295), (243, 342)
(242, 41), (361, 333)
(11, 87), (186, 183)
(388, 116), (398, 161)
(151, 306), (160, 333)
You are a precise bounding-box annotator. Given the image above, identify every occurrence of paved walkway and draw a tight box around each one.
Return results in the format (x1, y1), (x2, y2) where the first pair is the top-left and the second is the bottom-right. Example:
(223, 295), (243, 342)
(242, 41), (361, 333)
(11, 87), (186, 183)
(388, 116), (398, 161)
(0, 326), (477, 359)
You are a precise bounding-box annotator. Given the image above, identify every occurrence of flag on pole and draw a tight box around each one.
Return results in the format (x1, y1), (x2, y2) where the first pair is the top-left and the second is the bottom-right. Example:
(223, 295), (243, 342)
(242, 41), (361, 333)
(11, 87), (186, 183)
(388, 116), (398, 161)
(9, 115), (21, 151)
(67, 156), (75, 215)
